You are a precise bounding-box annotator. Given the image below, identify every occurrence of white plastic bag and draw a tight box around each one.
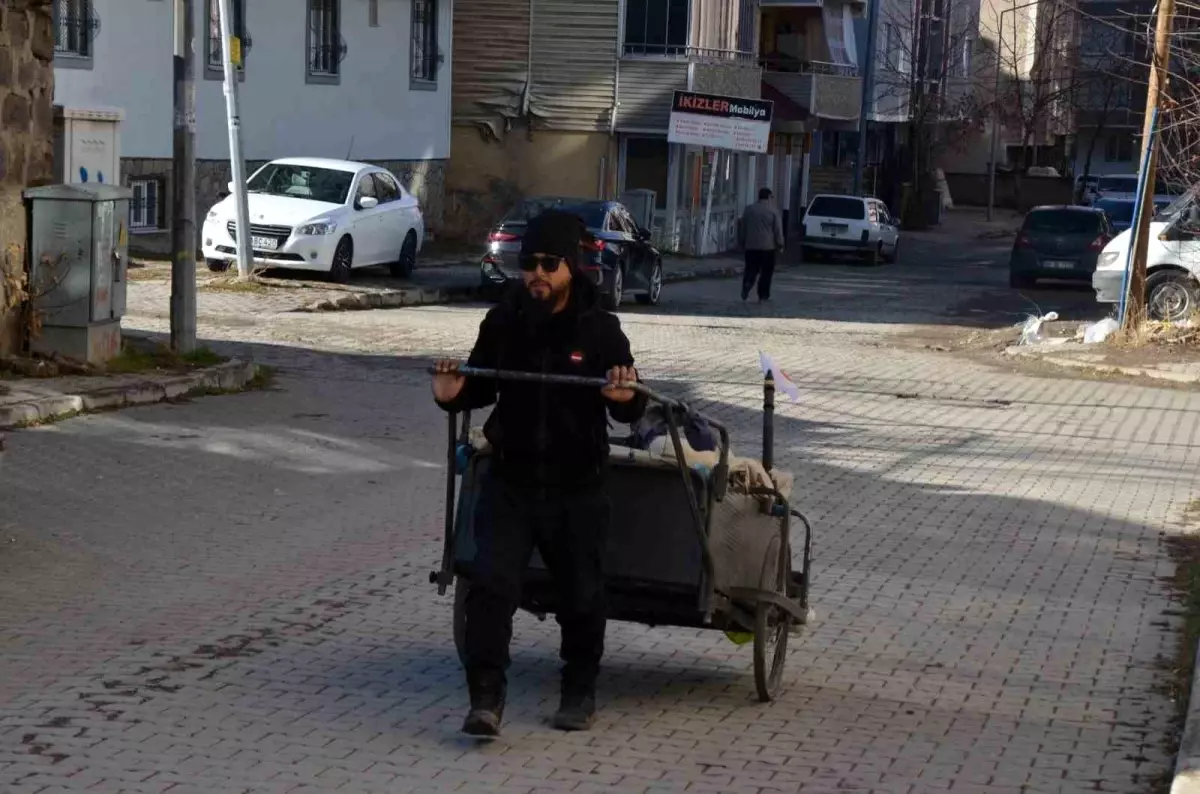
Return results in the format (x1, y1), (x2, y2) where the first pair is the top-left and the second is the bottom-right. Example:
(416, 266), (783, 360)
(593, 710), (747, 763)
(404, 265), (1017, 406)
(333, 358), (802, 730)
(1083, 317), (1120, 344)
(1018, 311), (1059, 345)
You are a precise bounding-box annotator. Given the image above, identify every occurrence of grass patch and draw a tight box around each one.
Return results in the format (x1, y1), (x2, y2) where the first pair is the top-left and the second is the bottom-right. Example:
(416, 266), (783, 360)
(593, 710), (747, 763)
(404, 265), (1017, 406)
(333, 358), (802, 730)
(247, 364), (278, 390)
(200, 277), (270, 294)
(105, 342), (227, 374)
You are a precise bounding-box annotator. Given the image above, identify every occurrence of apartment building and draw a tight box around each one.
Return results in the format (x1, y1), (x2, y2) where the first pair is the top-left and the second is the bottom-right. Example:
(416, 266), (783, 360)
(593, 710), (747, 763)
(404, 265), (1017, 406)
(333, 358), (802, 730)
(447, 0), (763, 255)
(51, 0), (452, 254)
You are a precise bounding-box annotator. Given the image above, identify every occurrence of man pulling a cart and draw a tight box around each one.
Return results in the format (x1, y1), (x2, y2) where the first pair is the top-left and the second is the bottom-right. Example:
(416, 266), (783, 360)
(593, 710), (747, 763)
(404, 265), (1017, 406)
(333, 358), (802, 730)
(432, 209), (646, 736)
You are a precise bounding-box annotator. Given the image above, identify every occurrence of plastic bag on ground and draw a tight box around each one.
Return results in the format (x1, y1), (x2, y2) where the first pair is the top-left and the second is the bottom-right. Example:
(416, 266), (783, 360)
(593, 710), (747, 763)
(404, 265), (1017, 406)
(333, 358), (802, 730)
(1083, 317), (1120, 344)
(1018, 311), (1059, 345)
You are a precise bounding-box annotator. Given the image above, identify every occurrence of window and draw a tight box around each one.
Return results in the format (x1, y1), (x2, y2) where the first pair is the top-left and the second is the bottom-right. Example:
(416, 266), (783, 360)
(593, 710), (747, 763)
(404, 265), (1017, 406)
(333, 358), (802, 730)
(206, 0), (246, 79)
(1023, 209), (1103, 234)
(372, 172), (401, 203)
(355, 174), (378, 204)
(129, 178), (164, 231)
(307, 0), (341, 83)
(883, 24), (912, 74)
(54, 0), (93, 66)
(411, 0), (439, 86)
(807, 196), (866, 220)
(1105, 136), (1134, 163)
(247, 163), (354, 204)
(623, 0), (689, 57)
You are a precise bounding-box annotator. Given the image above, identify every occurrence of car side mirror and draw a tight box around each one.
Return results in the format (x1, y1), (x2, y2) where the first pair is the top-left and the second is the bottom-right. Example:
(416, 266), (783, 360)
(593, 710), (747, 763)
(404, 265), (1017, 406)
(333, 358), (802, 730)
(227, 181), (236, 193)
(636, 226), (651, 241)
(358, 196), (379, 210)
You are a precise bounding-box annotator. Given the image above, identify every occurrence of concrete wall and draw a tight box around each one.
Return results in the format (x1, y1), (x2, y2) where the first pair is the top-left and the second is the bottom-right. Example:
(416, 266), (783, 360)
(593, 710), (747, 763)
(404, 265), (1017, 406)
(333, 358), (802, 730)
(944, 171), (1074, 210)
(444, 126), (616, 242)
(0, 0), (55, 354)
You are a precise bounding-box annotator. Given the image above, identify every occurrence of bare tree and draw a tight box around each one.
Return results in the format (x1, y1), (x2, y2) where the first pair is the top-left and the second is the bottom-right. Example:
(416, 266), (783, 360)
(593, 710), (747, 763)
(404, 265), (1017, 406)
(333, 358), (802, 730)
(987, 0), (1084, 188)
(1153, 0), (1200, 191)
(875, 0), (988, 226)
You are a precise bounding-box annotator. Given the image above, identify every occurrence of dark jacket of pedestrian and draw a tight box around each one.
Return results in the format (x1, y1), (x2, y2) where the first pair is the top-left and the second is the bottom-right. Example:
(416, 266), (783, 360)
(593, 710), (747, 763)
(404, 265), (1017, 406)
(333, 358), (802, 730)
(436, 286), (646, 487)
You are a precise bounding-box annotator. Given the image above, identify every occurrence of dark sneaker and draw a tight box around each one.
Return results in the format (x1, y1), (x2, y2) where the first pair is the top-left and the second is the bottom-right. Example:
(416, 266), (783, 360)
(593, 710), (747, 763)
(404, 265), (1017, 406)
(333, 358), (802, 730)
(552, 691), (596, 731)
(741, 285), (751, 301)
(462, 707), (503, 737)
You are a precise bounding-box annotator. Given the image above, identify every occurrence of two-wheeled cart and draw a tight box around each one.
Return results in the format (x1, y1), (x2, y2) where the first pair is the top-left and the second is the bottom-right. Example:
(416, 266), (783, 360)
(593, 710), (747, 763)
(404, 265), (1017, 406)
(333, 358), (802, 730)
(429, 368), (813, 701)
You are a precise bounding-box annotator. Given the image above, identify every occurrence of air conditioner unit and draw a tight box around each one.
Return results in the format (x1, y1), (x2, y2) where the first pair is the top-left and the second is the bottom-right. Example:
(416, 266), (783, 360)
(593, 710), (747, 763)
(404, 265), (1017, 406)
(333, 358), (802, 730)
(619, 189), (656, 230)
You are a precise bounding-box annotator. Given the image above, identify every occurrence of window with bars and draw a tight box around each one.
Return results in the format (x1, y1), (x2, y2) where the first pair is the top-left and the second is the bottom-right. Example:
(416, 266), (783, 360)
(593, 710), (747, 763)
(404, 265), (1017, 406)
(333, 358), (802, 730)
(206, 0), (246, 79)
(129, 179), (164, 232)
(411, 0), (438, 85)
(54, 0), (93, 63)
(307, 0), (341, 83)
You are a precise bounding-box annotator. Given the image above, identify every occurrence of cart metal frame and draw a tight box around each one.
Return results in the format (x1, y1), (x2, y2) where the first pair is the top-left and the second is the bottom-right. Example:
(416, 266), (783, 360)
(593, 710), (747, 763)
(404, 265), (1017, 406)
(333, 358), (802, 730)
(428, 367), (813, 701)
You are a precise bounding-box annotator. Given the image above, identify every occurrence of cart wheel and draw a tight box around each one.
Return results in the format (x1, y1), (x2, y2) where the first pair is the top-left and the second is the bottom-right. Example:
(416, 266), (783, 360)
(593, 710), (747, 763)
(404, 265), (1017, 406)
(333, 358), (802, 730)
(453, 577), (469, 669)
(753, 536), (790, 703)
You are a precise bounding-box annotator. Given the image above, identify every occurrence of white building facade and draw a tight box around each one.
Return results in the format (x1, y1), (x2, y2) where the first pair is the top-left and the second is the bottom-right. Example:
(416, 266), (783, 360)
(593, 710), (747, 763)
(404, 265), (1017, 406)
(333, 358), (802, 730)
(52, 0), (451, 253)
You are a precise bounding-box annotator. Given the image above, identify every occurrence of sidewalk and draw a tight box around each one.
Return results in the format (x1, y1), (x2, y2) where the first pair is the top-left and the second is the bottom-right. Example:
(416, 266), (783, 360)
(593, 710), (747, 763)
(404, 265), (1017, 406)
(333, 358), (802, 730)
(126, 255), (744, 318)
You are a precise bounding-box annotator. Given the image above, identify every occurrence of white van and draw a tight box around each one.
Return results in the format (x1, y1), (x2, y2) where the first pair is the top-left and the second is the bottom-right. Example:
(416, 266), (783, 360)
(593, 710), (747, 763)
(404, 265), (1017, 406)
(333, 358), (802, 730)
(1092, 191), (1200, 321)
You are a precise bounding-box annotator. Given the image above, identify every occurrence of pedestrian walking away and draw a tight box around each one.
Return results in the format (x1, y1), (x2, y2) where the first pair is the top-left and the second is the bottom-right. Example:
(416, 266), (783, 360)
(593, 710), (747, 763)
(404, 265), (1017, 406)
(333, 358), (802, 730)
(431, 209), (648, 738)
(739, 187), (785, 302)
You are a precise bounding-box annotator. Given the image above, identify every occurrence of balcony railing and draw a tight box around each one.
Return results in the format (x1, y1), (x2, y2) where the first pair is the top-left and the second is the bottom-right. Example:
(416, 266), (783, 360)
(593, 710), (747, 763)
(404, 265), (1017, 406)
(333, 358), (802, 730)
(622, 42), (757, 64)
(761, 57), (861, 120)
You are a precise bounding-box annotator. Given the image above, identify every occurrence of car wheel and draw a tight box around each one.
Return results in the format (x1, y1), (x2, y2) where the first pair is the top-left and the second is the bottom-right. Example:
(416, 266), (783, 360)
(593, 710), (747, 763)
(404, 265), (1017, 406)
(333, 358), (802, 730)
(602, 265), (624, 311)
(635, 260), (663, 306)
(330, 236), (353, 284)
(1146, 269), (1200, 322)
(885, 239), (900, 264)
(206, 258), (230, 273)
(390, 232), (417, 278)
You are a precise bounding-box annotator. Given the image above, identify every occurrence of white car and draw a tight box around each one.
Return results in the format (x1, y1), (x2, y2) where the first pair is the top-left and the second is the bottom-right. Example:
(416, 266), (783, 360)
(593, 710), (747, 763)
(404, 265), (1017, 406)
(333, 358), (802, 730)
(202, 157), (424, 282)
(1093, 189), (1200, 321)
(800, 194), (900, 265)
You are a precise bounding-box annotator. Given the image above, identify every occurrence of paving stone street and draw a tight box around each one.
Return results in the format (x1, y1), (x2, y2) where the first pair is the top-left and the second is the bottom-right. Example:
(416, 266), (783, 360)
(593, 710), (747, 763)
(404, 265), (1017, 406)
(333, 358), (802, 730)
(1, 232), (1195, 793)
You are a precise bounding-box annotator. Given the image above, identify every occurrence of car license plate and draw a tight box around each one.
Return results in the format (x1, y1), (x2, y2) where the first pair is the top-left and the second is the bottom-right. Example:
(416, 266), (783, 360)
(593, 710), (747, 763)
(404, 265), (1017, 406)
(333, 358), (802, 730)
(251, 235), (278, 251)
(1044, 260), (1075, 270)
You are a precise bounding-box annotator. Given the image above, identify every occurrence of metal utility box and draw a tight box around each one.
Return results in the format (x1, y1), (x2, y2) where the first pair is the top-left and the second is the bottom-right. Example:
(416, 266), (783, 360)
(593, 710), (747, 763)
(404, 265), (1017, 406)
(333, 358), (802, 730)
(24, 184), (131, 365)
(53, 106), (124, 186)
(619, 189), (657, 231)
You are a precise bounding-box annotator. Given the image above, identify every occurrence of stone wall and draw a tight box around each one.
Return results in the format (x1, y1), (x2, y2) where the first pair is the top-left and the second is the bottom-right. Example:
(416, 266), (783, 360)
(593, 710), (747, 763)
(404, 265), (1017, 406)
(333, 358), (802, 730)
(0, 0), (54, 354)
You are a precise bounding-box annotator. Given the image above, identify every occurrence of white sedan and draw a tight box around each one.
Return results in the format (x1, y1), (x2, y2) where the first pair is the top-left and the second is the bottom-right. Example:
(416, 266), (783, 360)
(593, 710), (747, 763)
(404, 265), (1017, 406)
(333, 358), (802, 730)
(202, 157), (424, 282)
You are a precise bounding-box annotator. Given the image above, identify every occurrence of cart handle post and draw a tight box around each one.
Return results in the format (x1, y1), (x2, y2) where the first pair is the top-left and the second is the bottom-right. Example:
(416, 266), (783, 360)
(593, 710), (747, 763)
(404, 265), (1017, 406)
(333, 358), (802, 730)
(432, 410), (458, 596)
(763, 372), (775, 473)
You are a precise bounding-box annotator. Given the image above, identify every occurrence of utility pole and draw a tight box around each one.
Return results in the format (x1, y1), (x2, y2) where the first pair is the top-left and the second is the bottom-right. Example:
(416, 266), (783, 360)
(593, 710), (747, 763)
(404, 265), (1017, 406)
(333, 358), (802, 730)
(1123, 0), (1174, 328)
(218, 0), (253, 280)
(170, 0), (196, 353)
(852, 0), (881, 196)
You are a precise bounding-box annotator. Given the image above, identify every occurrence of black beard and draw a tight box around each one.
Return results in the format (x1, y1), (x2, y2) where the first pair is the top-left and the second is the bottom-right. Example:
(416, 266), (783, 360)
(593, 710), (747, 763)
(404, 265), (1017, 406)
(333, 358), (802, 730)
(519, 285), (556, 327)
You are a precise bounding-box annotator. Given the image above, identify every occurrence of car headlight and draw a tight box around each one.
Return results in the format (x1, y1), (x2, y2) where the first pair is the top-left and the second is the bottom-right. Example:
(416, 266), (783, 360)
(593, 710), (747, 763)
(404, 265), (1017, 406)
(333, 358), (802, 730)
(298, 221), (337, 236)
(1098, 251), (1120, 269)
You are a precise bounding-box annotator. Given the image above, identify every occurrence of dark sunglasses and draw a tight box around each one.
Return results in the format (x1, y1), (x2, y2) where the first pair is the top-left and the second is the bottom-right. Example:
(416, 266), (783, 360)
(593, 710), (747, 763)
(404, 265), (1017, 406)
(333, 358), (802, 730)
(518, 255), (566, 273)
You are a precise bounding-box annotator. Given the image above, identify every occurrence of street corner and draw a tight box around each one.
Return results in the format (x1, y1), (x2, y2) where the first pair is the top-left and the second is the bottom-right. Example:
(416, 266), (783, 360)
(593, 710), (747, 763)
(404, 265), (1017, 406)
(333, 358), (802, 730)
(0, 349), (266, 430)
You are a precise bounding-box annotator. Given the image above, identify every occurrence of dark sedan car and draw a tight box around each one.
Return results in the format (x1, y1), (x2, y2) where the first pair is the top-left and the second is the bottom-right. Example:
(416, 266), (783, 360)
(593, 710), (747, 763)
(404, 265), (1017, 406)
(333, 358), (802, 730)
(1094, 196), (1173, 234)
(479, 197), (664, 310)
(1009, 205), (1113, 289)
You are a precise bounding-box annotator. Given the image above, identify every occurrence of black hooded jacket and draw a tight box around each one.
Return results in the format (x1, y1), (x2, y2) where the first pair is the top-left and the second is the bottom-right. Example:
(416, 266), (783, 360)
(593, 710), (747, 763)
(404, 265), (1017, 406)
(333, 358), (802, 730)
(436, 284), (648, 488)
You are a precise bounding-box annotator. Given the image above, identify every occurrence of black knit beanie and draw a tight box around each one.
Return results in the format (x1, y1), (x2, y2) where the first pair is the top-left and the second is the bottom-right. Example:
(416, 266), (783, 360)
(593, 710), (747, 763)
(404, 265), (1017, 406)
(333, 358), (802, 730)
(521, 209), (587, 263)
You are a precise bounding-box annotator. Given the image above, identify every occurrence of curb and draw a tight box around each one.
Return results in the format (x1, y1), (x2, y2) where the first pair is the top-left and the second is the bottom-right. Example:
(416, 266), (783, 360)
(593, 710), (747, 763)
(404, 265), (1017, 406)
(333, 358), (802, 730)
(1003, 347), (1200, 385)
(0, 360), (260, 429)
(1174, 645), (1200, 794)
(295, 266), (743, 313)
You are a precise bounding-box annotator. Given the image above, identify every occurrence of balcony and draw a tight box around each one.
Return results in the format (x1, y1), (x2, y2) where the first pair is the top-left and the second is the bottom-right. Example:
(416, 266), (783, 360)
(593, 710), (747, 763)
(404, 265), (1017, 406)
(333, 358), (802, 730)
(761, 58), (860, 121)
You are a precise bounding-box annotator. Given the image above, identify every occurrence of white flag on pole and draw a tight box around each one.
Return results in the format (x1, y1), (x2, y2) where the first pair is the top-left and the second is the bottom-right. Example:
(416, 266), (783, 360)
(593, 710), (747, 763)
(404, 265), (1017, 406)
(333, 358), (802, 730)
(759, 351), (800, 402)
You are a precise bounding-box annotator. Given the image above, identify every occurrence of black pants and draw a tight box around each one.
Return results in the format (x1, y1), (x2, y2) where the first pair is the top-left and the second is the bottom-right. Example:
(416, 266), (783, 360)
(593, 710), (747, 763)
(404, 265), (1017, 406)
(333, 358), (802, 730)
(743, 249), (777, 299)
(464, 476), (610, 697)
